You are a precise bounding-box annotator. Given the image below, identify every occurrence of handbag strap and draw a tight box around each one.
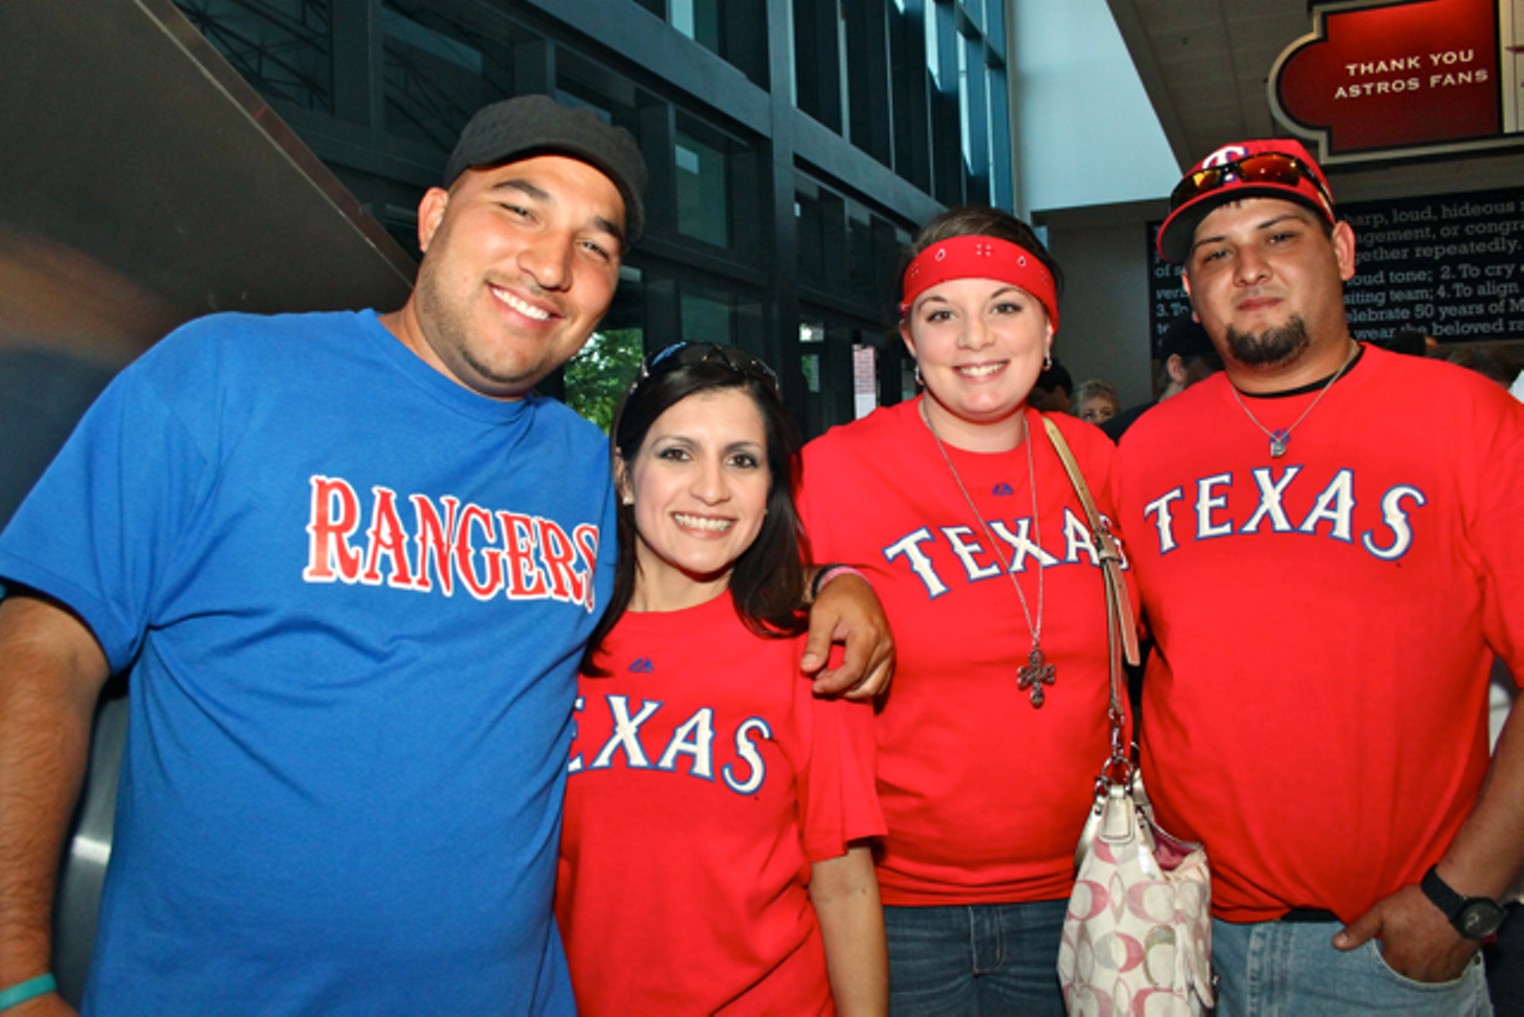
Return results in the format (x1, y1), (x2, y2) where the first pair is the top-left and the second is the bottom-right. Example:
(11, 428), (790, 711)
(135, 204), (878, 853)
(1040, 417), (1140, 760)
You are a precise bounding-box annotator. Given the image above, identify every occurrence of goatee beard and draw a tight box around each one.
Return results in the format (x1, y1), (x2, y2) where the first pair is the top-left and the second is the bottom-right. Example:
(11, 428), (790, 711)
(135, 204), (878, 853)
(1225, 315), (1311, 367)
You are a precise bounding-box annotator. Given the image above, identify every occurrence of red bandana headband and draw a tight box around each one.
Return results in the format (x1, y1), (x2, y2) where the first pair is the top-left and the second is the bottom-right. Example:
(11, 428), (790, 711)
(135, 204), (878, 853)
(899, 234), (1059, 331)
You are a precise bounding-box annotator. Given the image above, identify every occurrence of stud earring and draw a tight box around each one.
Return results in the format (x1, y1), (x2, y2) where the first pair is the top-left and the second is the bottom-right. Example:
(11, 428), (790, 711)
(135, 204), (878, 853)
(621, 494), (635, 506)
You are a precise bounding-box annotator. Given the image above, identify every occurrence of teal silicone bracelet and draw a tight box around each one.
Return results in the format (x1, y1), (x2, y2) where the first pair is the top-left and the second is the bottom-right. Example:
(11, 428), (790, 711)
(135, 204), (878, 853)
(0, 974), (56, 1011)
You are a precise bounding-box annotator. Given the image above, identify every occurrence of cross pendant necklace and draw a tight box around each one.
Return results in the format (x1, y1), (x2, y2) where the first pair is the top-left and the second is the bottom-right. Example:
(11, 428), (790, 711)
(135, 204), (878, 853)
(1230, 340), (1359, 458)
(1017, 647), (1056, 707)
(921, 400), (1054, 708)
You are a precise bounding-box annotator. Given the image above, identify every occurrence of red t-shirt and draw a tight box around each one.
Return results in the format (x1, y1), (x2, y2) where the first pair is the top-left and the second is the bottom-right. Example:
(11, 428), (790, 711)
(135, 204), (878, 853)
(800, 400), (1130, 905)
(556, 592), (883, 1015)
(1118, 346), (1524, 922)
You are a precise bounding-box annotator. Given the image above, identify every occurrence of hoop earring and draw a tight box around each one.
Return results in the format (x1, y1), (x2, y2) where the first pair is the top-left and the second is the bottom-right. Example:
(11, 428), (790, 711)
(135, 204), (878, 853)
(914, 362), (923, 387)
(1043, 352), (1053, 370)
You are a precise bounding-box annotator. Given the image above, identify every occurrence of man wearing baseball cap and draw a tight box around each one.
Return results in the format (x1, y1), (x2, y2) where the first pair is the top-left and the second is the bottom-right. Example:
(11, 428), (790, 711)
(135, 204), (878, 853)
(1117, 139), (1524, 1014)
(0, 94), (890, 1015)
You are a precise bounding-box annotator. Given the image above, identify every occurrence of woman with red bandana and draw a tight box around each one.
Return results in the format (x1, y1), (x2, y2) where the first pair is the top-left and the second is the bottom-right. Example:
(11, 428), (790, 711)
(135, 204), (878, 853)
(798, 207), (1131, 1015)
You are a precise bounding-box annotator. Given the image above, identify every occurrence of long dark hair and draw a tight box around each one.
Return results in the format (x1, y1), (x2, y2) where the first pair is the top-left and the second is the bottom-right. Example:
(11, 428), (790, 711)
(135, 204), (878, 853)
(581, 343), (809, 675)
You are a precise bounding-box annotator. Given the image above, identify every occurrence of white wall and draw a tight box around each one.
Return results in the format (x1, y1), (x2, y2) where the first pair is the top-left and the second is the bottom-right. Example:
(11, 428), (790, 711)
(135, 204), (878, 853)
(1011, 0), (1177, 215)
(1039, 201), (1163, 409)
(1010, 0), (1179, 408)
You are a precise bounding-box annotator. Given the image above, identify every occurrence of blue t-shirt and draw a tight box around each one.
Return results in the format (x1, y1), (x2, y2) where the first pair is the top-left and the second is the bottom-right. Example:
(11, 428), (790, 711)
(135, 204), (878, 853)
(0, 310), (614, 1014)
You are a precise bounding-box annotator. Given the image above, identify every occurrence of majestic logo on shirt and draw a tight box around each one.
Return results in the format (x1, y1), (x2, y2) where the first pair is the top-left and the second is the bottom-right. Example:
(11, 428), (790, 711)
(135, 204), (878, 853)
(628, 658), (655, 674)
(300, 475), (600, 611)
(569, 694), (772, 795)
(992, 483), (1015, 496)
(883, 506), (1121, 598)
(1138, 466), (1426, 561)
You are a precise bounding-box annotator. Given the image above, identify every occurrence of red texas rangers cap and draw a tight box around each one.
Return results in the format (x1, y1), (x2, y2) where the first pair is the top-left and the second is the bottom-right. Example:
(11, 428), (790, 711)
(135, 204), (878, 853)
(1156, 138), (1336, 264)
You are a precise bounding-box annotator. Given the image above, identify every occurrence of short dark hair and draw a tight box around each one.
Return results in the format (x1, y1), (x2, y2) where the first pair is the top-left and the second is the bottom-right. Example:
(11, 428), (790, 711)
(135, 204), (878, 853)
(581, 351), (808, 675)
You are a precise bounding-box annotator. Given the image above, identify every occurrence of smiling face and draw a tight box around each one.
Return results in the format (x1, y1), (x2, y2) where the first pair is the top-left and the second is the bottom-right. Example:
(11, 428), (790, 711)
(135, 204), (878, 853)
(902, 276), (1054, 451)
(619, 387), (771, 612)
(1184, 197), (1355, 389)
(394, 154), (626, 400)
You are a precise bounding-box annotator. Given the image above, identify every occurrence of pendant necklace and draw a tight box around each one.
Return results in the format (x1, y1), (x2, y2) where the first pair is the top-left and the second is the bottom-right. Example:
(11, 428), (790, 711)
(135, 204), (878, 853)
(1229, 340), (1358, 458)
(921, 399), (1054, 708)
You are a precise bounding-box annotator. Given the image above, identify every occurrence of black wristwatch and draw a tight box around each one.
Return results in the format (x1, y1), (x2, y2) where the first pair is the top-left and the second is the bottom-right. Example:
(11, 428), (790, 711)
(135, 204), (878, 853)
(1420, 864), (1505, 940)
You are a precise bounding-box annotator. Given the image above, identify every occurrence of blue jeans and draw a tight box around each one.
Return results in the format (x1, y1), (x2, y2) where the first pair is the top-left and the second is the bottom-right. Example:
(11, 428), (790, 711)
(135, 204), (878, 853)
(1212, 916), (1493, 1016)
(884, 899), (1067, 1016)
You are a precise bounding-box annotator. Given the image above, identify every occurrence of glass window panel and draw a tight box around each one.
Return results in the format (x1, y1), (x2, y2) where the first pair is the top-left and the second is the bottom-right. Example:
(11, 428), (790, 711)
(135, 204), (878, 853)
(672, 0), (721, 54)
(852, 343), (878, 419)
(984, 0), (1005, 59)
(174, 0), (334, 113)
(801, 352), (822, 394)
(382, 2), (496, 152)
(925, 0), (941, 88)
(986, 63), (1010, 208)
(957, 32), (972, 173)
(793, 0), (842, 128)
(564, 328), (645, 433)
(796, 186), (827, 282)
(874, 218), (906, 308)
(555, 54), (642, 128)
(964, 0), (985, 33)
(846, 202), (876, 305)
(787, 0), (800, 106)
(673, 0), (695, 37)
(385, 5), (482, 74)
(681, 283), (734, 343)
(800, 320), (825, 441)
(836, 1), (852, 140)
(674, 119), (731, 248)
(564, 265), (645, 433)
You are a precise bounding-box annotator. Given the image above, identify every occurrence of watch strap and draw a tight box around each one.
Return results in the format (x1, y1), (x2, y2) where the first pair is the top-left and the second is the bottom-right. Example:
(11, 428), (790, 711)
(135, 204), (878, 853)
(1420, 864), (1504, 939)
(1421, 864), (1465, 916)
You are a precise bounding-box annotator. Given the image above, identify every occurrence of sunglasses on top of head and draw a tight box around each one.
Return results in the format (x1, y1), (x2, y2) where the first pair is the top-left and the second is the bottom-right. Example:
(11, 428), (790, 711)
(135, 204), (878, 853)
(1169, 152), (1333, 213)
(632, 341), (780, 397)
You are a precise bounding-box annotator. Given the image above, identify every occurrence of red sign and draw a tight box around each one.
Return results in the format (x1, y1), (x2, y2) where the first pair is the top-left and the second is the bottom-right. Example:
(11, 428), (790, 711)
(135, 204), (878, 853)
(1270, 0), (1523, 163)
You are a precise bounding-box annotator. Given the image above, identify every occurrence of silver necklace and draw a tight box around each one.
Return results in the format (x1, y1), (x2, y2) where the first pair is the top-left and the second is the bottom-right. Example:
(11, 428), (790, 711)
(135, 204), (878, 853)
(920, 400), (1054, 708)
(1229, 341), (1358, 458)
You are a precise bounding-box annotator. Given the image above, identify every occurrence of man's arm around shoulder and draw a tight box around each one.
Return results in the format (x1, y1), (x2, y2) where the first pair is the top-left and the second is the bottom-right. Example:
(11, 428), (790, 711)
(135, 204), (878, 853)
(0, 594), (111, 1016)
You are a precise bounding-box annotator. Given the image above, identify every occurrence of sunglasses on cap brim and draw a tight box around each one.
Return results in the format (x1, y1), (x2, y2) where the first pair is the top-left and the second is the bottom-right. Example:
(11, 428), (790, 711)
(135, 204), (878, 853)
(1168, 152), (1333, 214)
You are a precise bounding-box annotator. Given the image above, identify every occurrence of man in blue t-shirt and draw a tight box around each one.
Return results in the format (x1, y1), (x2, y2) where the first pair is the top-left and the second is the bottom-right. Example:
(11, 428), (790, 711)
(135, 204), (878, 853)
(0, 96), (892, 1015)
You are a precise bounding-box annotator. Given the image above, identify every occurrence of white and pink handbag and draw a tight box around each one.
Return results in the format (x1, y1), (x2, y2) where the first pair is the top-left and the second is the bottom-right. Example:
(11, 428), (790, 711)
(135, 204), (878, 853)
(1042, 417), (1214, 1017)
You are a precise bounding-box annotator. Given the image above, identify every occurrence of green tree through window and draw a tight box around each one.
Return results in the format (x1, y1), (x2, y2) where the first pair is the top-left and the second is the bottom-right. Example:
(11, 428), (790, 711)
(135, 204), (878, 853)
(565, 328), (645, 433)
